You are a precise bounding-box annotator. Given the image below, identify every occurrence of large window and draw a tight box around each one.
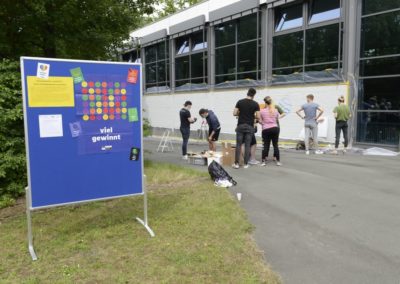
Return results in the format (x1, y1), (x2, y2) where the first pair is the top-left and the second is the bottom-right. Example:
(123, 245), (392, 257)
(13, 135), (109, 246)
(122, 48), (140, 63)
(144, 40), (170, 93)
(272, 0), (342, 84)
(357, 1), (400, 145)
(214, 13), (262, 87)
(175, 30), (208, 91)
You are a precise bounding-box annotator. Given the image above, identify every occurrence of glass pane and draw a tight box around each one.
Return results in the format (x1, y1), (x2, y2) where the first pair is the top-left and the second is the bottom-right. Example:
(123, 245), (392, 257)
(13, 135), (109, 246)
(191, 53), (206, 79)
(304, 64), (341, 82)
(272, 67), (303, 83)
(175, 80), (190, 88)
(191, 77), (207, 85)
(237, 72), (257, 80)
(157, 41), (167, 60)
(360, 56), (400, 76)
(306, 24), (340, 64)
(238, 14), (258, 42)
(176, 36), (190, 55)
(145, 63), (156, 83)
(192, 31), (207, 51)
(216, 74), (236, 85)
(215, 46), (236, 75)
(362, 0), (400, 15)
(358, 77), (400, 110)
(175, 56), (189, 81)
(357, 112), (400, 145)
(309, 0), (340, 25)
(238, 41), (257, 73)
(157, 60), (168, 82)
(361, 10), (400, 58)
(273, 31), (304, 68)
(215, 21), (236, 47)
(275, 3), (303, 32)
(145, 45), (157, 63)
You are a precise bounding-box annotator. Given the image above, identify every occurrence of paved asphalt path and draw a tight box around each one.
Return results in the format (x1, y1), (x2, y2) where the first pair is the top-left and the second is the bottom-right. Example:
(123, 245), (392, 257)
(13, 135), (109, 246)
(144, 138), (400, 284)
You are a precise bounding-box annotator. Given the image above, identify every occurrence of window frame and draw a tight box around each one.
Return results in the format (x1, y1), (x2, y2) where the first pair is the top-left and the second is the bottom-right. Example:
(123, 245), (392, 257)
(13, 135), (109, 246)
(271, 0), (343, 85)
(214, 11), (262, 88)
(143, 39), (170, 93)
(174, 29), (208, 91)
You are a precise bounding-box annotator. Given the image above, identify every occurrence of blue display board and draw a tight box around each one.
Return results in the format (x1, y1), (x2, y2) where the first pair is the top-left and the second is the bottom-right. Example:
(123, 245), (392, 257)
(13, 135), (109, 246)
(21, 57), (143, 209)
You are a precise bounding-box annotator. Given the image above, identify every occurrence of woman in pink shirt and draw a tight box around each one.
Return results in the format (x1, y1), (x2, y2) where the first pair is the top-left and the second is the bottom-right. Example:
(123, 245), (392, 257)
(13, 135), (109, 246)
(260, 96), (285, 166)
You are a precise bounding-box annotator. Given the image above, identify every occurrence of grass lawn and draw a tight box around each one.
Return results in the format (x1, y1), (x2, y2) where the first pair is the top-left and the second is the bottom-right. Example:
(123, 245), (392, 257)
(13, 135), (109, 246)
(0, 161), (280, 283)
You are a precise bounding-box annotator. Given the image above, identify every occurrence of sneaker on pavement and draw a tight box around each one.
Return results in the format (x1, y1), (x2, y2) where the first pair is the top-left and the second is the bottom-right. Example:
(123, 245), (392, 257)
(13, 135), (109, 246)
(332, 150), (338, 155)
(243, 164), (250, 169)
(305, 150), (310, 155)
(248, 159), (260, 165)
(315, 150), (323, 155)
(276, 161), (282, 166)
(182, 155), (188, 160)
(232, 163), (240, 169)
(343, 149), (347, 154)
(260, 161), (267, 167)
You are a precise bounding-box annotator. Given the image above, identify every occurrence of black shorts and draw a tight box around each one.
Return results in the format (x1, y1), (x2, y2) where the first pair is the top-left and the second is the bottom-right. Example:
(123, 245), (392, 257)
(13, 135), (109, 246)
(209, 128), (220, 141)
(251, 134), (256, 146)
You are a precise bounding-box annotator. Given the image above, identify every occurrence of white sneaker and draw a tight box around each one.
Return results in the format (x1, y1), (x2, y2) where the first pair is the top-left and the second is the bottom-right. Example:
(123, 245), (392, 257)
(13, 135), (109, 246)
(305, 150), (310, 155)
(182, 155), (188, 160)
(260, 161), (267, 167)
(248, 159), (260, 165)
(315, 150), (323, 155)
(243, 164), (250, 169)
(276, 161), (282, 166)
(332, 150), (338, 155)
(343, 149), (347, 154)
(232, 163), (239, 169)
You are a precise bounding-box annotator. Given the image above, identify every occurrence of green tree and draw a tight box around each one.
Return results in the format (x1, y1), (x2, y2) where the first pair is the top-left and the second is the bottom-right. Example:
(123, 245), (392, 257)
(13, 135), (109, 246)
(0, 0), (156, 60)
(153, 0), (202, 19)
(0, 60), (25, 207)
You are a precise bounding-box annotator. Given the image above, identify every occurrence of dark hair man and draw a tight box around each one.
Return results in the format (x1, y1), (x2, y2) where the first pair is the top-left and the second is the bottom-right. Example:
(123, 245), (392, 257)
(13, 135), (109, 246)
(179, 101), (197, 160)
(296, 94), (324, 155)
(199, 108), (221, 151)
(233, 88), (261, 169)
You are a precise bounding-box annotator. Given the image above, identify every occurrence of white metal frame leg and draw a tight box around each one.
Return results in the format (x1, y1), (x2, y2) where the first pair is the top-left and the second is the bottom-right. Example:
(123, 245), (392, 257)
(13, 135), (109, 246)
(136, 176), (155, 237)
(26, 187), (38, 261)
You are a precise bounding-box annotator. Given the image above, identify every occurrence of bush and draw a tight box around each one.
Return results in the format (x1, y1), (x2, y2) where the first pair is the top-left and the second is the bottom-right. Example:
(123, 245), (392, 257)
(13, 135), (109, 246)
(0, 59), (26, 207)
(143, 118), (152, 137)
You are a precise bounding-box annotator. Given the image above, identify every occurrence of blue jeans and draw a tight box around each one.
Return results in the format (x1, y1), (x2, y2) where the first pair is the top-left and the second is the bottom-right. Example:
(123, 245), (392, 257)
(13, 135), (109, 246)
(180, 127), (190, 156)
(235, 124), (255, 165)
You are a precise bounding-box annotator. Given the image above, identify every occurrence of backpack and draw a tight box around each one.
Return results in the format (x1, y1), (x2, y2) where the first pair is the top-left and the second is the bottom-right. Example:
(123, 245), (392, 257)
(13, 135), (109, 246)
(208, 161), (237, 186)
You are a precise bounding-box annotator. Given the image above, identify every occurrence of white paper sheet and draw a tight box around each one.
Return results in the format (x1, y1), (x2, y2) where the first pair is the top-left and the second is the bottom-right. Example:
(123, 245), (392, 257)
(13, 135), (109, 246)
(38, 114), (63, 138)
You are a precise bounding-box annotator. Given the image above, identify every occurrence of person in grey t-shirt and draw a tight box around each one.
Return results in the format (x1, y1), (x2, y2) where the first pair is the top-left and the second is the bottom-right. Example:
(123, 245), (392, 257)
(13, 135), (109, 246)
(296, 94), (324, 155)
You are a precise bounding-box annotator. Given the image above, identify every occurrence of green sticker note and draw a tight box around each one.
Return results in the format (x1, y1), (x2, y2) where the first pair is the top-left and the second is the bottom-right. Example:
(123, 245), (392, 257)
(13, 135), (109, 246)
(69, 67), (84, 84)
(128, 108), (138, 122)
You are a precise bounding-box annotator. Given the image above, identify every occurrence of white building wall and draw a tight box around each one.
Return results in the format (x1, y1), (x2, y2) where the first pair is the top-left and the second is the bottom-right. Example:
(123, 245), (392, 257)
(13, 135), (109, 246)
(143, 83), (349, 142)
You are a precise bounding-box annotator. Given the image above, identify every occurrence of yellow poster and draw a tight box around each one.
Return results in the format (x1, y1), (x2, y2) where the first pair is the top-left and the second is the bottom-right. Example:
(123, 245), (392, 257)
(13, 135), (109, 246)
(27, 76), (74, 107)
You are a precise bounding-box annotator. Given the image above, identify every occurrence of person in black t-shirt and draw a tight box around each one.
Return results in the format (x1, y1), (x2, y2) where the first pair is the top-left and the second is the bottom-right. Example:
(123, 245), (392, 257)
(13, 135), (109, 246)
(179, 101), (197, 159)
(233, 88), (261, 169)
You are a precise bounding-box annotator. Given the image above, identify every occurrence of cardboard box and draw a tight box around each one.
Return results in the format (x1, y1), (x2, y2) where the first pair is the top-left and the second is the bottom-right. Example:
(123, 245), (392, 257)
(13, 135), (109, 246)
(221, 142), (235, 166)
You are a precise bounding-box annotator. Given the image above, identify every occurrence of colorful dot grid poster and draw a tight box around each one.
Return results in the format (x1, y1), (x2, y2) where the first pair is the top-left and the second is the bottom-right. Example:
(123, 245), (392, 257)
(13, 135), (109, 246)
(73, 75), (139, 154)
(21, 57), (143, 208)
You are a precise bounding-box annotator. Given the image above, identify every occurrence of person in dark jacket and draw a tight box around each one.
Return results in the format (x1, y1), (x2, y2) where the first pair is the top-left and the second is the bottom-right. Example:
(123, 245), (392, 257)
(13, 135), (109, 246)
(199, 108), (221, 151)
(180, 101), (197, 160)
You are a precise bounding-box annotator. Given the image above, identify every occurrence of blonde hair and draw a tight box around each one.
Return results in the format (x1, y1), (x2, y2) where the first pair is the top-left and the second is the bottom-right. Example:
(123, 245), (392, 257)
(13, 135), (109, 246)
(264, 96), (276, 114)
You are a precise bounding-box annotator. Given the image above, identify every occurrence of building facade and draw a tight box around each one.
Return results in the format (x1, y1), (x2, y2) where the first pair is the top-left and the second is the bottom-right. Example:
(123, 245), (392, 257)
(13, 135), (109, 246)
(123, 0), (400, 147)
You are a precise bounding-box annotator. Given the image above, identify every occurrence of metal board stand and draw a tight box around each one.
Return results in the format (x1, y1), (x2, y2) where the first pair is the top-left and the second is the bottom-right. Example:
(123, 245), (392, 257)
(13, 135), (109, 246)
(26, 175), (155, 261)
(157, 129), (174, 152)
(136, 175), (155, 237)
(26, 187), (37, 261)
